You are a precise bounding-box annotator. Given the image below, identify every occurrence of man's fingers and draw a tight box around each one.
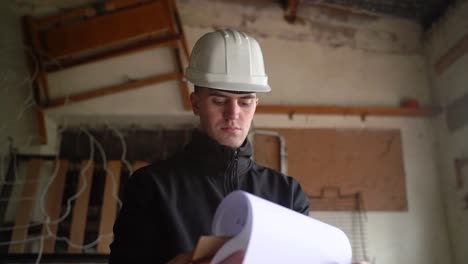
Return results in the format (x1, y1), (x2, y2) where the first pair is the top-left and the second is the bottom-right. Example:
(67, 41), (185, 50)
(168, 250), (244, 264)
(219, 251), (245, 264)
(167, 252), (193, 264)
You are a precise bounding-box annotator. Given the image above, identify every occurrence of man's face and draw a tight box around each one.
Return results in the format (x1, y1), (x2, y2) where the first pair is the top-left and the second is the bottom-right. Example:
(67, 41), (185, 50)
(190, 87), (258, 148)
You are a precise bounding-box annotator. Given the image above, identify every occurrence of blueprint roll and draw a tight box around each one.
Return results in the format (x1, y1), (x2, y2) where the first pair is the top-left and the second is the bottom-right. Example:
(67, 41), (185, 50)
(210, 190), (352, 264)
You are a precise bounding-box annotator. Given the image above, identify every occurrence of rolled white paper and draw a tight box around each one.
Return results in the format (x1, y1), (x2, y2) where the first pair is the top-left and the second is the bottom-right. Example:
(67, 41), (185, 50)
(211, 190), (352, 264)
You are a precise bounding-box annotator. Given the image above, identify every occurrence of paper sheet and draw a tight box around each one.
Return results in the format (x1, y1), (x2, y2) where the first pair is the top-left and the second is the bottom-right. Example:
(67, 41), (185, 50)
(210, 191), (352, 264)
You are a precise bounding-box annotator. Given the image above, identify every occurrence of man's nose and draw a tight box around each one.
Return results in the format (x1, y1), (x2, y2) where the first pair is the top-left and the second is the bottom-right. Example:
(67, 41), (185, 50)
(224, 100), (240, 120)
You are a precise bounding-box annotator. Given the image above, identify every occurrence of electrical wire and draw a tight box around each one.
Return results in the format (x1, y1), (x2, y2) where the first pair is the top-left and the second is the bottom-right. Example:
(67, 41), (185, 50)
(32, 127), (94, 263)
(0, 38), (127, 261)
(105, 123), (128, 209)
(33, 123), (126, 262)
(0, 18), (165, 263)
(37, 128), (114, 254)
(0, 128), (94, 233)
(0, 30), (96, 264)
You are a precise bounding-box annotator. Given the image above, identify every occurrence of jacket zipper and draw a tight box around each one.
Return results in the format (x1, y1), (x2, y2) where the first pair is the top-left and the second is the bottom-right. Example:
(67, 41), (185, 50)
(231, 150), (239, 191)
(223, 150), (239, 195)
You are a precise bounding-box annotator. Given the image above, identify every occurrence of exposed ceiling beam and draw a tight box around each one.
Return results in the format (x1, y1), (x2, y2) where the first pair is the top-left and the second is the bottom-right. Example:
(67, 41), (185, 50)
(284, 0), (299, 23)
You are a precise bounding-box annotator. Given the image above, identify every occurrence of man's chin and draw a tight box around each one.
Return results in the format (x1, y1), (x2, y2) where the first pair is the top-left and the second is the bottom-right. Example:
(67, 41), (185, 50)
(217, 137), (244, 148)
(219, 141), (242, 148)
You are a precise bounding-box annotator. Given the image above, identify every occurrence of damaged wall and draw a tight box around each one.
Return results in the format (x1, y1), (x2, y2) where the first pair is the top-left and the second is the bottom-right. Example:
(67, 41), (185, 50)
(43, 1), (451, 263)
(0, 0), (454, 263)
(43, 0), (432, 120)
(426, 1), (468, 263)
(179, 0), (430, 107)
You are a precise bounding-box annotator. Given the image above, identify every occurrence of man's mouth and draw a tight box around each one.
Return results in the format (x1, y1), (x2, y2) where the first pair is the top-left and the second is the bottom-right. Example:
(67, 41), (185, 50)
(221, 126), (241, 132)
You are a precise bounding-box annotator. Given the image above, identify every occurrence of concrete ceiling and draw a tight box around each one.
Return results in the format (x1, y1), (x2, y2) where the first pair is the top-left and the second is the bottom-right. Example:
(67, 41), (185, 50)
(16, 0), (455, 30)
(299, 0), (455, 28)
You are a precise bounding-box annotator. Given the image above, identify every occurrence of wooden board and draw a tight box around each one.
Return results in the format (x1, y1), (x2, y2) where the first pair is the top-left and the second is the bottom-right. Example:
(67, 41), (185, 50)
(68, 160), (94, 253)
(41, 160), (68, 253)
(435, 32), (468, 75)
(97, 160), (122, 253)
(132, 161), (150, 172)
(41, 0), (172, 58)
(254, 128), (407, 211)
(8, 159), (42, 253)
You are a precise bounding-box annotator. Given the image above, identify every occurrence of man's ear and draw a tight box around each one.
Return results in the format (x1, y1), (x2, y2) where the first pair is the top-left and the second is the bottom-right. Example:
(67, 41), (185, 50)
(190, 92), (199, 115)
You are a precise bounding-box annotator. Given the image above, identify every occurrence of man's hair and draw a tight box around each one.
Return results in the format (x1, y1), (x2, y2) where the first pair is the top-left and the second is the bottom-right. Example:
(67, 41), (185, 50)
(194, 85), (254, 94)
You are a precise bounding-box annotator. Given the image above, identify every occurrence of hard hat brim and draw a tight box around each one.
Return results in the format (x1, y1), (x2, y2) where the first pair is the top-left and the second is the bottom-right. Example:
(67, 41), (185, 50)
(186, 68), (271, 93)
(189, 80), (271, 93)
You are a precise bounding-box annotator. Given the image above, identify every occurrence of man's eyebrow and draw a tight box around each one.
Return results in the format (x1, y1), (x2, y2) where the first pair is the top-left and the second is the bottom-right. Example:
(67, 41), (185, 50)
(208, 91), (256, 99)
(239, 94), (257, 99)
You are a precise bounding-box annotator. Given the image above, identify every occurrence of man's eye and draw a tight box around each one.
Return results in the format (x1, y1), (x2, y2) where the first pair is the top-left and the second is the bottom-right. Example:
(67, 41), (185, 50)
(239, 99), (253, 107)
(213, 99), (226, 105)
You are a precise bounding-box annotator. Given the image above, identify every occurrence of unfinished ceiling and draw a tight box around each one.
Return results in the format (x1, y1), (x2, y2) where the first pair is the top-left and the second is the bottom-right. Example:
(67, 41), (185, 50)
(298, 0), (455, 28)
(17, 0), (455, 29)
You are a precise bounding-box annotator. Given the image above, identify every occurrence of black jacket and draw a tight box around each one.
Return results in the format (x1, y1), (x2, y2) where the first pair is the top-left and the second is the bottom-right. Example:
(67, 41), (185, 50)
(109, 131), (310, 263)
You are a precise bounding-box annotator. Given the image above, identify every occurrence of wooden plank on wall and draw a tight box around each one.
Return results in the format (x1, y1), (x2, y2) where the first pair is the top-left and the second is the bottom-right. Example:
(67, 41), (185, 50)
(254, 128), (407, 211)
(256, 104), (434, 117)
(46, 35), (179, 72)
(46, 72), (180, 109)
(105, 0), (151, 11)
(173, 47), (192, 110)
(172, 0), (190, 59)
(132, 161), (150, 172)
(8, 159), (42, 253)
(36, 6), (95, 27)
(35, 107), (47, 145)
(435, 33), (468, 75)
(68, 160), (94, 253)
(42, 1), (172, 58)
(41, 160), (68, 253)
(284, 0), (299, 23)
(23, 16), (50, 105)
(97, 160), (122, 253)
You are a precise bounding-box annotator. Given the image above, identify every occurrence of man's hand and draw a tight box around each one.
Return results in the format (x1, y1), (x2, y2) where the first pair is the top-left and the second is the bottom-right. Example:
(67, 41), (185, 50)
(167, 252), (193, 264)
(216, 251), (244, 264)
(167, 251), (244, 264)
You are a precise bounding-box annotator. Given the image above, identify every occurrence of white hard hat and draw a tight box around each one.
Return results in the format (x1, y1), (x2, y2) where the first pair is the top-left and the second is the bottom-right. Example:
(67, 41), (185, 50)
(185, 29), (271, 93)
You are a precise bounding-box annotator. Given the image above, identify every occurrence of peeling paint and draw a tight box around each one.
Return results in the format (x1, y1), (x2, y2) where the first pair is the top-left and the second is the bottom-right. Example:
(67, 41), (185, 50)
(298, 3), (379, 25)
(178, 0), (423, 55)
(241, 13), (258, 27)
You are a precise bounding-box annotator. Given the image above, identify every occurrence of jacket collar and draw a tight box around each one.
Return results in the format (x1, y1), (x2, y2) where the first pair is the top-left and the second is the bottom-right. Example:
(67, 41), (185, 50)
(184, 129), (253, 175)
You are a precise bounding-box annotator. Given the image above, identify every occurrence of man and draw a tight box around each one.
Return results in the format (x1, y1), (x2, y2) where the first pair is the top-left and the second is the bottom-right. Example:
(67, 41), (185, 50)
(109, 29), (309, 263)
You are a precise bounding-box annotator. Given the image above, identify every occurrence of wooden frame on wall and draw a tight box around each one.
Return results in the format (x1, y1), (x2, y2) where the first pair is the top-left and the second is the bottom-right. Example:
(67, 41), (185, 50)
(22, 0), (191, 110)
(22, 0), (192, 144)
